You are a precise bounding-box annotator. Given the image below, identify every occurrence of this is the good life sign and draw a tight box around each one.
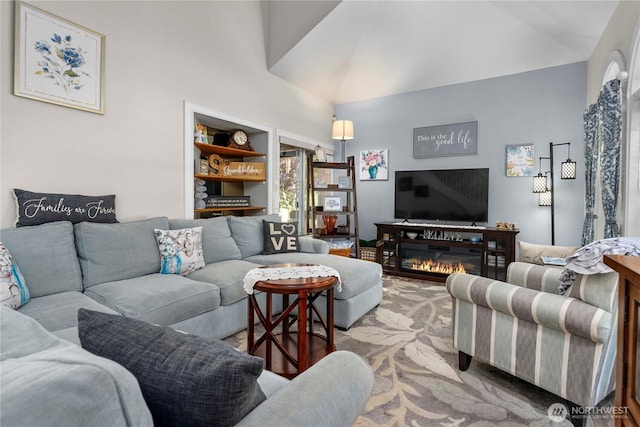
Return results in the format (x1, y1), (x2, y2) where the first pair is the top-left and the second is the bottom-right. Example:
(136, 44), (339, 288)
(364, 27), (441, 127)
(413, 121), (478, 158)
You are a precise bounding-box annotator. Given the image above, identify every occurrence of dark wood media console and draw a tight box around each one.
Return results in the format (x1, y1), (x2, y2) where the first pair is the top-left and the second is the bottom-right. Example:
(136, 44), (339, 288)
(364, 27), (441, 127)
(375, 222), (518, 282)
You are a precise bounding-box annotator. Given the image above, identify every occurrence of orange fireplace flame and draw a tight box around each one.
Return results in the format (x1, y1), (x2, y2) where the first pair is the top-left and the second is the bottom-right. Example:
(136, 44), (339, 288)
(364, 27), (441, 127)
(410, 259), (466, 274)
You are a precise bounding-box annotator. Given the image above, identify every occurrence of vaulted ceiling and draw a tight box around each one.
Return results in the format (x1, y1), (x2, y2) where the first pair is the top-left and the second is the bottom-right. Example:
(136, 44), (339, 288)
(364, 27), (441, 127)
(267, 1), (619, 105)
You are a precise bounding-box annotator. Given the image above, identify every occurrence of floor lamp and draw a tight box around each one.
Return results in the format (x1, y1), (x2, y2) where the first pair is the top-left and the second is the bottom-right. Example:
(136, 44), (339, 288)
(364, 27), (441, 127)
(532, 142), (577, 245)
(332, 119), (354, 162)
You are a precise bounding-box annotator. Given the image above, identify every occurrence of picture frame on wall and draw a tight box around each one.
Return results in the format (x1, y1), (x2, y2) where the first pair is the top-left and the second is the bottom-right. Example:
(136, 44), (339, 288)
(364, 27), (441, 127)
(323, 196), (342, 211)
(14, 2), (105, 114)
(505, 144), (535, 177)
(360, 149), (389, 181)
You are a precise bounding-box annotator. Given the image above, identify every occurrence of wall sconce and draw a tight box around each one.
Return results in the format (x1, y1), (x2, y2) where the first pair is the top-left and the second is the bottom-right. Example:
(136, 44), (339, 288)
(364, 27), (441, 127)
(332, 117), (354, 162)
(531, 142), (577, 244)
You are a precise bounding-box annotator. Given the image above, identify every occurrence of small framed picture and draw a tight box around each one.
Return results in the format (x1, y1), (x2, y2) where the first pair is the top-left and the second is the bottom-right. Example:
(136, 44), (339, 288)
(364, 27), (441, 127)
(505, 144), (535, 177)
(323, 196), (342, 211)
(199, 159), (209, 174)
(338, 177), (351, 189)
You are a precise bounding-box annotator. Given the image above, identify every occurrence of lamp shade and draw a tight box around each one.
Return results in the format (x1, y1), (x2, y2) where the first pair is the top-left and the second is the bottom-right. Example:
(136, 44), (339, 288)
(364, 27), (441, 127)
(561, 159), (577, 179)
(532, 173), (547, 193)
(332, 120), (354, 141)
(538, 190), (552, 206)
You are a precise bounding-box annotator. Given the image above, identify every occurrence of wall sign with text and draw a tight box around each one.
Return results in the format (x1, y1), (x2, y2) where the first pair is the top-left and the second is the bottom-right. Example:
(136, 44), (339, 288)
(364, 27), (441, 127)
(413, 121), (478, 158)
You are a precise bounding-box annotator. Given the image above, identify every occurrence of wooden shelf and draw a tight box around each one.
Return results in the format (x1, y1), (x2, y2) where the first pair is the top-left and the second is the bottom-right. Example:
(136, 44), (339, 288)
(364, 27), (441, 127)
(194, 174), (265, 182)
(194, 206), (266, 213)
(194, 142), (265, 158)
(312, 187), (353, 192)
(311, 161), (352, 170)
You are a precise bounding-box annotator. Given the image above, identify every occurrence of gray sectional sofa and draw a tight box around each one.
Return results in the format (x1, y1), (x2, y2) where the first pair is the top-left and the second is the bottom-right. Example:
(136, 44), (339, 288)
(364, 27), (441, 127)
(3, 214), (382, 344)
(0, 214), (382, 426)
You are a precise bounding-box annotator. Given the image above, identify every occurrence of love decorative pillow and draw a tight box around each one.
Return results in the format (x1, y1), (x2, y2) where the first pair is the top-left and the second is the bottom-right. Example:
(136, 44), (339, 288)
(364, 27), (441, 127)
(13, 189), (117, 227)
(77, 309), (266, 427)
(262, 220), (300, 254)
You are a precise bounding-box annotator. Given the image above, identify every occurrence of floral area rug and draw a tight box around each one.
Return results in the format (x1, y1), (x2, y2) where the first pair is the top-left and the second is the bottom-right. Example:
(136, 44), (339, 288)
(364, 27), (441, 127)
(226, 275), (614, 427)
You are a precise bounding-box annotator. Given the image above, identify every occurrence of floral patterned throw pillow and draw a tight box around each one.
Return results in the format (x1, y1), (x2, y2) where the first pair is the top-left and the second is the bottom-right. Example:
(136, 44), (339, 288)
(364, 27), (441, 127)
(154, 227), (205, 275)
(0, 242), (30, 309)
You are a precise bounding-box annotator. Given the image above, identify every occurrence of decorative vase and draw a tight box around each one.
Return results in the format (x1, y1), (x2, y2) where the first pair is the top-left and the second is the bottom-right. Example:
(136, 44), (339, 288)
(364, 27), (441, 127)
(368, 165), (378, 179)
(322, 215), (338, 235)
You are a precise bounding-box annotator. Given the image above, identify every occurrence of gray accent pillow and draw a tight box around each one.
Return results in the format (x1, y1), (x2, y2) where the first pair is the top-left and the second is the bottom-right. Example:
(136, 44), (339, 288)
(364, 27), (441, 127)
(262, 220), (300, 254)
(74, 217), (168, 288)
(0, 221), (83, 297)
(78, 309), (266, 427)
(228, 214), (280, 258)
(13, 189), (117, 227)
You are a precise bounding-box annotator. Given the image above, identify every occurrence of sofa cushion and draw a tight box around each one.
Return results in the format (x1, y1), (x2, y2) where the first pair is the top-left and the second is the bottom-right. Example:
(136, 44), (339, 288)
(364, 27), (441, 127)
(187, 259), (262, 306)
(244, 253), (382, 300)
(75, 217), (169, 288)
(0, 243), (30, 309)
(518, 241), (580, 265)
(0, 306), (153, 427)
(154, 227), (205, 275)
(17, 291), (118, 334)
(228, 214), (280, 258)
(13, 188), (118, 227)
(169, 217), (242, 263)
(83, 274), (220, 325)
(78, 309), (266, 427)
(0, 221), (83, 297)
(262, 220), (300, 254)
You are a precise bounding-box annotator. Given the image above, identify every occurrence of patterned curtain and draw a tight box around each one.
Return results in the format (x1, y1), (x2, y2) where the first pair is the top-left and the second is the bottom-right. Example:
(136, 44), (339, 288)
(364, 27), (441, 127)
(598, 79), (622, 239)
(581, 104), (600, 246)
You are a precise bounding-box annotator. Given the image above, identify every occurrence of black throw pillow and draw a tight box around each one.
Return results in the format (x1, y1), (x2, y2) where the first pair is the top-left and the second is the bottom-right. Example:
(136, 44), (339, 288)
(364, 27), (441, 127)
(13, 189), (117, 227)
(77, 309), (266, 427)
(262, 220), (300, 254)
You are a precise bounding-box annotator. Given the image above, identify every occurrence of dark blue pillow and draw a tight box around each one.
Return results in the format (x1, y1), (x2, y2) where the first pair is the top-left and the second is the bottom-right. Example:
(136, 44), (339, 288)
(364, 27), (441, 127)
(77, 309), (266, 427)
(13, 189), (117, 227)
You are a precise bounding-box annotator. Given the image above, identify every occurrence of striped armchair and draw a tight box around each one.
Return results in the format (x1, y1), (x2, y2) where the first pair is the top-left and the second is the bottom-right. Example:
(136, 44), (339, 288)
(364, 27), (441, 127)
(446, 262), (618, 408)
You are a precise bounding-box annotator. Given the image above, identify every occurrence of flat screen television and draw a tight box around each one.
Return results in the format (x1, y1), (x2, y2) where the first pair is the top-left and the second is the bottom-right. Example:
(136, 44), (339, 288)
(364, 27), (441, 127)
(394, 168), (489, 223)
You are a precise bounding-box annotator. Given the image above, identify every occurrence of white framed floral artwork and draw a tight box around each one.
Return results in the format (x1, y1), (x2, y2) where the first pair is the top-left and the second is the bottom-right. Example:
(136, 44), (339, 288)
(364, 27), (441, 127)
(14, 2), (105, 114)
(360, 149), (388, 181)
(505, 144), (535, 177)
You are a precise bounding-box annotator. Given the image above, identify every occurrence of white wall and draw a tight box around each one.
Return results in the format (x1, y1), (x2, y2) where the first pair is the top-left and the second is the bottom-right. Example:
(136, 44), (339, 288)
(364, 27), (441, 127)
(335, 63), (587, 246)
(0, 1), (333, 227)
(587, 1), (640, 103)
(586, 2), (640, 238)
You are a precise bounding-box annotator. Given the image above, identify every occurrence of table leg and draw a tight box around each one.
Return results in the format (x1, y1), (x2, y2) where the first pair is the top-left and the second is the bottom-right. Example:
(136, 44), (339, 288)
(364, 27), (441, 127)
(282, 294), (290, 340)
(248, 295), (255, 353)
(265, 291), (272, 370)
(298, 290), (308, 373)
(327, 288), (335, 350)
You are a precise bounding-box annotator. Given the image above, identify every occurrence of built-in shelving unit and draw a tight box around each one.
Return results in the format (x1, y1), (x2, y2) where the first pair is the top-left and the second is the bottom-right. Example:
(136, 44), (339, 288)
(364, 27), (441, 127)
(186, 106), (271, 219)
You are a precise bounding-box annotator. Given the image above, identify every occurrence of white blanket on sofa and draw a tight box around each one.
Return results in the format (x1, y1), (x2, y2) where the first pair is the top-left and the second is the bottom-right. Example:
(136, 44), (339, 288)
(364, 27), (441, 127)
(558, 237), (640, 294)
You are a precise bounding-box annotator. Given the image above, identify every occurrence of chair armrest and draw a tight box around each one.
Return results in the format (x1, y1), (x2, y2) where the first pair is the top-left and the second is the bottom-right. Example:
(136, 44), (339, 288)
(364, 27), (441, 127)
(506, 262), (564, 293)
(299, 235), (330, 254)
(236, 351), (374, 427)
(446, 273), (612, 343)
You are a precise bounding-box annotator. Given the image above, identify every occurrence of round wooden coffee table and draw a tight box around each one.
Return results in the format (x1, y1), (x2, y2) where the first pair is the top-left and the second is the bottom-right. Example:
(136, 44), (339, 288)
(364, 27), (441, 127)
(247, 263), (338, 378)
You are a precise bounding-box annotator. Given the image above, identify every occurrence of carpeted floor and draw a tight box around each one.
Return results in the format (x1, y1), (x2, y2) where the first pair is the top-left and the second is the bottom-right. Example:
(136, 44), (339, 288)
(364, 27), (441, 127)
(227, 275), (615, 427)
